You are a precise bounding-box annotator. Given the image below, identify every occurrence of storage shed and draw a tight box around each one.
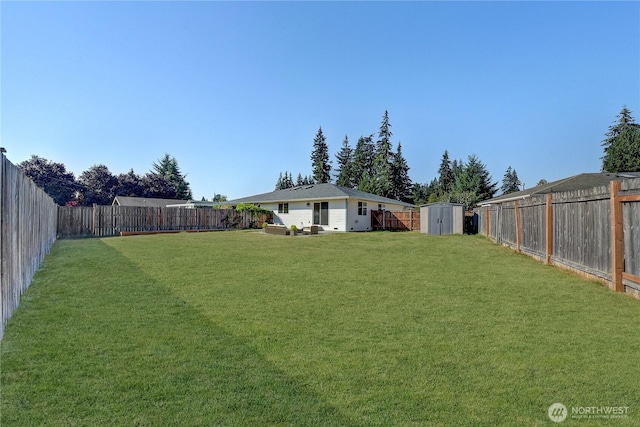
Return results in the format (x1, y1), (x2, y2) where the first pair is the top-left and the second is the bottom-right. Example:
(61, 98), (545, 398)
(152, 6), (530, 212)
(420, 203), (465, 235)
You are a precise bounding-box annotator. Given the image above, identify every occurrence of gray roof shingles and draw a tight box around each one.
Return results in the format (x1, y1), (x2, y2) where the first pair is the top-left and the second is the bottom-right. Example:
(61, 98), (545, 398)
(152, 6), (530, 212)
(227, 183), (414, 207)
(479, 172), (640, 205)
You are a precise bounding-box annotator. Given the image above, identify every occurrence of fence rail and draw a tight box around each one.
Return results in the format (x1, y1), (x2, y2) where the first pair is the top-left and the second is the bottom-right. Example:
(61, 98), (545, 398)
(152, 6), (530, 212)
(1, 154), (57, 339)
(476, 178), (640, 298)
(57, 205), (270, 238)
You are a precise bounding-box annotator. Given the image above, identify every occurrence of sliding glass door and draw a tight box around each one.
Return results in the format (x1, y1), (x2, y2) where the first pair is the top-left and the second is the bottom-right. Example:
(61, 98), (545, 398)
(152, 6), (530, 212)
(313, 202), (329, 226)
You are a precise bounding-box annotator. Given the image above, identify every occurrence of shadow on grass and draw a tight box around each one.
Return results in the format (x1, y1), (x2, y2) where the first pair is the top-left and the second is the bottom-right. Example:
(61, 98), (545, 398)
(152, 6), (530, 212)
(1, 239), (361, 427)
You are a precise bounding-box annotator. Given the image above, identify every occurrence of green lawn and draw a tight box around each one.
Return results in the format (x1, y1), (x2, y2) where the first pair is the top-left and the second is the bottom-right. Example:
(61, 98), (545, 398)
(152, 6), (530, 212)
(2, 231), (639, 426)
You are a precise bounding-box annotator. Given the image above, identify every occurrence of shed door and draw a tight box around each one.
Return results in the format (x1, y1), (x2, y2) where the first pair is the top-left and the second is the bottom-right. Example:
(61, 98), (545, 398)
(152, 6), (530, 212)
(429, 205), (453, 235)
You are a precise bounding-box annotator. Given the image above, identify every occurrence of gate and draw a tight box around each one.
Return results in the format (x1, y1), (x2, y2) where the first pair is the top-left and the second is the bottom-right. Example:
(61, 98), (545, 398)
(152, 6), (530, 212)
(371, 210), (384, 230)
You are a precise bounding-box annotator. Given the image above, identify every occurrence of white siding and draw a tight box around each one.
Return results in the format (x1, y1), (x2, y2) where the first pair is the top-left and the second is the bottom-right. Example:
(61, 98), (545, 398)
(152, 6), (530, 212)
(264, 200), (348, 231)
(263, 198), (410, 232)
(346, 199), (371, 231)
(267, 202), (313, 228)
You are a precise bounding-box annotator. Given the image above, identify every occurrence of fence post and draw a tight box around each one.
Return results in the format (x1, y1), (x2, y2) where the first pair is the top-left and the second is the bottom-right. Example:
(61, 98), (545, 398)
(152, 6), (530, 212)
(514, 200), (521, 252)
(545, 194), (552, 264)
(610, 180), (624, 292)
(485, 207), (490, 238)
(92, 204), (98, 237)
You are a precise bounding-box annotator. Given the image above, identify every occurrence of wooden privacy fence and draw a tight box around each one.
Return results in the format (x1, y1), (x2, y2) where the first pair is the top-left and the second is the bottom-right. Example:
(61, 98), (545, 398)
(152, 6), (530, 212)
(476, 178), (640, 298)
(371, 210), (420, 231)
(57, 205), (271, 238)
(0, 154), (58, 339)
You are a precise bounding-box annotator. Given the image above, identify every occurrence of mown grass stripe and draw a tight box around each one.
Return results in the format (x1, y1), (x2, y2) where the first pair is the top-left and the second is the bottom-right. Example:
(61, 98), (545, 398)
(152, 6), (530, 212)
(2, 231), (639, 426)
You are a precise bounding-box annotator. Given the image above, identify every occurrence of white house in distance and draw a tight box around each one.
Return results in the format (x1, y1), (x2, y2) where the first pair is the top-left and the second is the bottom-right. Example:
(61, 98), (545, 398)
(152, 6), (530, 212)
(226, 183), (415, 232)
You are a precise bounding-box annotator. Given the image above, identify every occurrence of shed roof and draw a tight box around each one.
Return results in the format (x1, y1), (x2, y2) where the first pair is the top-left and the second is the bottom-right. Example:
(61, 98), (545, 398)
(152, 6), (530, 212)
(226, 183), (415, 208)
(478, 172), (640, 206)
(112, 196), (189, 208)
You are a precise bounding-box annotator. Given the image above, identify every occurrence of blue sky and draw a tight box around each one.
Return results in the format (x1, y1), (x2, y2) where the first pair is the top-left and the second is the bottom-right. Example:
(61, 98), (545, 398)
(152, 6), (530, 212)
(2, 1), (639, 200)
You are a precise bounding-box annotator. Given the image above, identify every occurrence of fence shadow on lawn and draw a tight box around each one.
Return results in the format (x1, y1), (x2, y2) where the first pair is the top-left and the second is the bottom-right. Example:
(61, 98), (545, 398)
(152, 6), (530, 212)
(0, 239), (362, 427)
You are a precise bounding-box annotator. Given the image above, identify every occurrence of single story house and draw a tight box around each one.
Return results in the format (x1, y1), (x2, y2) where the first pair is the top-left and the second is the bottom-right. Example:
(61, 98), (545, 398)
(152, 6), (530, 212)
(226, 183), (415, 232)
(112, 196), (190, 208)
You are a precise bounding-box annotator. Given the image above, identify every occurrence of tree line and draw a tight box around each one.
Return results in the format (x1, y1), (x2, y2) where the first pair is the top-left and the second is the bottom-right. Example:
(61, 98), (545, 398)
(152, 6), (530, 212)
(277, 110), (510, 209)
(18, 154), (192, 206)
(277, 106), (640, 209)
(13, 107), (639, 208)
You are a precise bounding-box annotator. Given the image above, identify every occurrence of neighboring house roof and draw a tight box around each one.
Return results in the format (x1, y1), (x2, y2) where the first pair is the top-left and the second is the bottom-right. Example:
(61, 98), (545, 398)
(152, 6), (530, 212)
(112, 196), (188, 208)
(226, 183), (415, 208)
(478, 172), (640, 205)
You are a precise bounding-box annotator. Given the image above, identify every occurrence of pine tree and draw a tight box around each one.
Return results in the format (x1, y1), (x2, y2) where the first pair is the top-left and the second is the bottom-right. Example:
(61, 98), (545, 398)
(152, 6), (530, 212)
(285, 172), (294, 189)
(451, 159), (464, 182)
(501, 166), (522, 194)
(335, 135), (354, 187)
(372, 110), (394, 198)
(602, 106), (640, 172)
(437, 150), (454, 194)
(296, 173), (304, 186)
(391, 142), (412, 202)
(453, 154), (497, 208)
(275, 172), (284, 190)
(311, 127), (332, 183)
(352, 135), (375, 191)
(151, 154), (192, 199)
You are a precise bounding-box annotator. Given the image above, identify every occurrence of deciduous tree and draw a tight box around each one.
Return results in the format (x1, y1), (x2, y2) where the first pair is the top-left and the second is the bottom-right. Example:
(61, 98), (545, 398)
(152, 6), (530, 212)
(78, 164), (118, 205)
(18, 155), (78, 205)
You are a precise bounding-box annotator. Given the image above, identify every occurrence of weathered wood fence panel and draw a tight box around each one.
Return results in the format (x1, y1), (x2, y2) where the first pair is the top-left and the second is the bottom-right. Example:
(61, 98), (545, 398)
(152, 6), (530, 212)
(476, 179), (640, 298)
(1, 154), (57, 339)
(57, 205), (270, 238)
(519, 197), (547, 257)
(371, 210), (420, 231)
(552, 187), (611, 279)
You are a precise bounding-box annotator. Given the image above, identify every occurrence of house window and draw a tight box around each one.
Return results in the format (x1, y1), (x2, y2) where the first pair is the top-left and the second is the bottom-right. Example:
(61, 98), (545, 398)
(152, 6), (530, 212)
(358, 201), (367, 216)
(313, 202), (329, 225)
(278, 203), (289, 214)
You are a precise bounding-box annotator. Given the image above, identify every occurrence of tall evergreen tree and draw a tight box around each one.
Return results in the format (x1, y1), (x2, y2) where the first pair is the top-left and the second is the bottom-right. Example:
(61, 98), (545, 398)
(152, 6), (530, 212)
(275, 172), (284, 190)
(501, 166), (522, 194)
(335, 135), (354, 187)
(284, 172), (294, 188)
(451, 159), (464, 183)
(151, 154), (192, 199)
(601, 106), (640, 172)
(453, 154), (497, 208)
(352, 135), (375, 191)
(437, 150), (454, 194)
(372, 110), (394, 198)
(310, 127), (331, 183)
(391, 142), (412, 202)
